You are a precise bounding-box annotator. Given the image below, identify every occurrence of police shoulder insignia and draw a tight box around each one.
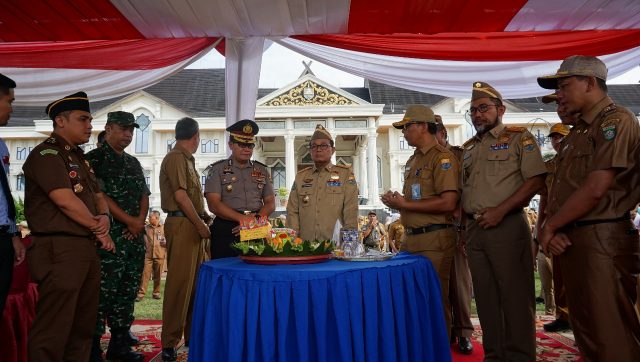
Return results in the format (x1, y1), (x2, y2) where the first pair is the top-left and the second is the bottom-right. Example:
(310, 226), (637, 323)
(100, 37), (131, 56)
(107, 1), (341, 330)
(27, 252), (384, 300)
(522, 137), (536, 152)
(602, 104), (617, 115)
(253, 160), (267, 168)
(601, 118), (618, 141)
(297, 166), (312, 174)
(40, 148), (58, 156)
(440, 158), (452, 170)
(505, 126), (526, 133)
(462, 138), (476, 150)
(335, 164), (350, 169)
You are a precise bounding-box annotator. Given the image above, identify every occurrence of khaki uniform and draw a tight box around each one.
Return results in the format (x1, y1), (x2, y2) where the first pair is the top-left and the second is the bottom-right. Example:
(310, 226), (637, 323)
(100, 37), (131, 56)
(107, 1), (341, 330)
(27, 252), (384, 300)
(446, 144), (474, 338)
(159, 145), (207, 348)
(538, 158), (557, 316)
(387, 220), (405, 251)
(462, 123), (547, 361)
(400, 139), (459, 337)
(138, 223), (166, 298)
(287, 164), (359, 241)
(548, 97), (640, 361)
(204, 158), (273, 258)
(23, 133), (101, 361)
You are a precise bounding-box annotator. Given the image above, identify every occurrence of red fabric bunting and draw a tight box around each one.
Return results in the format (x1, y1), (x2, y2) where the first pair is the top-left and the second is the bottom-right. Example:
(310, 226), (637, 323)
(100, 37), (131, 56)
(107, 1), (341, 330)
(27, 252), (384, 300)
(0, 38), (219, 70)
(295, 30), (640, 61)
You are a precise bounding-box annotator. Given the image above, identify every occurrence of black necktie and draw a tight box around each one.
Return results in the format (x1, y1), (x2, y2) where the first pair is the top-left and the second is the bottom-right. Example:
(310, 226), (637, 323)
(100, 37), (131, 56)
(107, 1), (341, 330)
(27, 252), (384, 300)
(0, 169), (15, 221)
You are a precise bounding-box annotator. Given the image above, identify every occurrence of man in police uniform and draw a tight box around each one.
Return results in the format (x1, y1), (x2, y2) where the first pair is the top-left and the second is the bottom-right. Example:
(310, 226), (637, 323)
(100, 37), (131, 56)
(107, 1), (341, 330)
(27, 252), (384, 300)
(538, 55), (640, 361)
(86, 111), (149, 362)
(159, 117), (211, 361)
(0, 73), (25, 316)
(287, 125), (359, 241)
(461, 83), (547, 361)
(205, 119), (275, 258)
(381, 105), (460, 339)
(534, 97), (573, 333)
(23, 92), (115, 361)
(434, 115), (473, 354)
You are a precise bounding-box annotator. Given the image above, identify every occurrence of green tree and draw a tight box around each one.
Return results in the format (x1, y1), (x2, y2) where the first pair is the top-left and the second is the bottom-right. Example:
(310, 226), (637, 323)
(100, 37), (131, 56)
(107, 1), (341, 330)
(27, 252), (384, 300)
(14, 198), (25, 223)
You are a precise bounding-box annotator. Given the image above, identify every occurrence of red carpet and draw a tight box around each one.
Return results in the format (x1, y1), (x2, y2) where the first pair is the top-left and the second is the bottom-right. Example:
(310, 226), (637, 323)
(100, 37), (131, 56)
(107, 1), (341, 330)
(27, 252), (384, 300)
(123, 320), (581, 361)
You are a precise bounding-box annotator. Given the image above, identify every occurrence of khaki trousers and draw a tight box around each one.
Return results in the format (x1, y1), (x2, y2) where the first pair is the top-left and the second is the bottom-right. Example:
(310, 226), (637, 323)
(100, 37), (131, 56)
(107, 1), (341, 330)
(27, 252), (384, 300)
(27, 235), (100, 362)
(537, 250), (555, 314)
(138, 257), (164, 296)
(467, 212), (536, 362)
(161, 217), (206, 348)
(561, 221), (640, 362)
(404, 227), (456, 339)
(449, 234), (474, 338)
(552, 255), (569, 321)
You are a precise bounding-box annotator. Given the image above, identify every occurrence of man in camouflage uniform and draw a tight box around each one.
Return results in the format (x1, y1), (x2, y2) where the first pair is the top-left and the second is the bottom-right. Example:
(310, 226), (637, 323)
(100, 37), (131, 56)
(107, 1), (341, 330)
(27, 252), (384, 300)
(86, 111), (149, 362)
(287, 125), (359, 241)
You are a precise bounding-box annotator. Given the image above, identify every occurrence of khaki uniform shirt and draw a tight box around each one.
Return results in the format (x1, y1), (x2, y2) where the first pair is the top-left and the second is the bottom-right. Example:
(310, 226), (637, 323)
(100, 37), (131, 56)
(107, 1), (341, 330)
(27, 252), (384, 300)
(548, 96), (640, 220)
(144, 223), (166, 259)
(287, 164), (359, 241)
(204, 158), (273, 213)
(388, 220), (405, 249)
(401, 140), (459, 228)
(159, 144), (205, 214)
(23, 133), (100, 236)
(461, 123), (547, 214)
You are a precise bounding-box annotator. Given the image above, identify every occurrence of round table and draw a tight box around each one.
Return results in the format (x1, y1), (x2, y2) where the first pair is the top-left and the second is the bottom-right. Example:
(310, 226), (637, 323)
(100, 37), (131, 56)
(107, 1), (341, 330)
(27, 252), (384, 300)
(189, 253), (450, 362)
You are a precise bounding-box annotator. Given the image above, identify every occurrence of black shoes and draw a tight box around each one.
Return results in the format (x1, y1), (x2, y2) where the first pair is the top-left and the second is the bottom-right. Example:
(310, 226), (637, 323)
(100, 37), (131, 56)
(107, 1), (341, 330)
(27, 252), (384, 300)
(162, 347), (177, 361)
(543, 319), (571, 332)
(457, 337), (473, 354)
(535, 297), (545, 304)
(125, 330), (140, 346)
(106, 330), (145, 362)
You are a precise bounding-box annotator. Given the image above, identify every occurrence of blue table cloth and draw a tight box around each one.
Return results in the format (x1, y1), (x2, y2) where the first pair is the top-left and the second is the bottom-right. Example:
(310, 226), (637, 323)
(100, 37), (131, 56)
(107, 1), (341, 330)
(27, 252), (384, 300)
(188, 253), (450, 362)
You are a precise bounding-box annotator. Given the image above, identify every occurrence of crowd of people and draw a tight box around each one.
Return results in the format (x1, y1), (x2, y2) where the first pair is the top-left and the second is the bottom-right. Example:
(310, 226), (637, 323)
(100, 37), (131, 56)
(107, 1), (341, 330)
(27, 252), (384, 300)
(0, 53), (639, 362)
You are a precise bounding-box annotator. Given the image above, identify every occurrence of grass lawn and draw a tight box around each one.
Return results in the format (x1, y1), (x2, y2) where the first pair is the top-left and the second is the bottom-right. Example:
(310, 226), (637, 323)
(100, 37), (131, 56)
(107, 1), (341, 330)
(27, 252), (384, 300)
(133, 274), (546, 320)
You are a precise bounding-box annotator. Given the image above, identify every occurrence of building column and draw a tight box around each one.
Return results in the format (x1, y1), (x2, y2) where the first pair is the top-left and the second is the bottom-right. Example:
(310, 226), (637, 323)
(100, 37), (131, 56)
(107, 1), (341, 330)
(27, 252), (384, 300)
(359, 142), (368, 198)
(284, 133), (295, 191)
(352, 154), (360, 181)
(389, 154), (398, 191)
(327, 117), (337, 164)
(367, 127), (379, 205)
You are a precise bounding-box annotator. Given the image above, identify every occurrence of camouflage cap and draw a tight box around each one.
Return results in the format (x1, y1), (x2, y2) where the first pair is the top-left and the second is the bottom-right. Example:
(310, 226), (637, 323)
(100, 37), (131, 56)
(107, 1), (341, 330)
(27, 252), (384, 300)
(107, 111), (139, 128)
(311, 124), (333, 141)
(392, 105), (436, 129)
(541, 93), (558, 104)
(537, 55), (608, 89)
(548, 123), (570, 137)
(471, 81), (502, 101)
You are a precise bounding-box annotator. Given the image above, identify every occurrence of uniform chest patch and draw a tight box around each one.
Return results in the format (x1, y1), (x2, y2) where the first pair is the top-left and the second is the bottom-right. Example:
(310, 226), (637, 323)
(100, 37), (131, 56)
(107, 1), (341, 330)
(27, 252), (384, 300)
(490, 143), (509, 151)
(327, 181), (342, 187)
(440, 158), (452, 170)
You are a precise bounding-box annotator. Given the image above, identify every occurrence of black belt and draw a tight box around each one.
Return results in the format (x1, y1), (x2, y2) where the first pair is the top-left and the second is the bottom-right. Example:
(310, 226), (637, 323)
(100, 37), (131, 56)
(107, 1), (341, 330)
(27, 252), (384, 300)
(405, 224), (452, 236)
(167, 211), (209, 219)
(566, 213), (630, 228)
(466, 208), (523, 221)
(235, 210), (260, 215)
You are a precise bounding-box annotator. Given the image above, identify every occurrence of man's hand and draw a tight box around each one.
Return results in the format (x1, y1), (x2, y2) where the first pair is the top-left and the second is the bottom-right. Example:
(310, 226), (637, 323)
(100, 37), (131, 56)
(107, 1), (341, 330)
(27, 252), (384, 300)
(390, 240), (399, 253)
(91, 214), (111, 236)
(196, 221), (211, 239)
(381, 191), (404, 210)
(12, 236), (26, 266)
(125, 217), (145, 239)
(547, 232), (572, 256)
(476, 207), (506, 229)
(97, 234), (116, 252)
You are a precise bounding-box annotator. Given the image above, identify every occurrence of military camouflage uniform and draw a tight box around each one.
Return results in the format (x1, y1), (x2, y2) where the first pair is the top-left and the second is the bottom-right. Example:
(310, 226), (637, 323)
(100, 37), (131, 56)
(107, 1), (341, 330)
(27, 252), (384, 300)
(86, 142), (150, 338)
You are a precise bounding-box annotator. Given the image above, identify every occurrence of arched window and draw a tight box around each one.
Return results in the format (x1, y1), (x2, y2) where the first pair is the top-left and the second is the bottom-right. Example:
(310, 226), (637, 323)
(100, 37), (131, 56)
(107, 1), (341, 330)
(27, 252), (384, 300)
(135, 114), (151, 153)
(271, 164), (286, 190)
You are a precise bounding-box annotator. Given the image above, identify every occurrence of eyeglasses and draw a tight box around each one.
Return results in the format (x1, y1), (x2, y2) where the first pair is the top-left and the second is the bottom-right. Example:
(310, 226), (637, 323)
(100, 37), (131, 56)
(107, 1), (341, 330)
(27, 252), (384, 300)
(468, 104), (499, 114)
(402, 122), (421, 130)
(236, 143), (255, 149)
(309, 143), (332, 151)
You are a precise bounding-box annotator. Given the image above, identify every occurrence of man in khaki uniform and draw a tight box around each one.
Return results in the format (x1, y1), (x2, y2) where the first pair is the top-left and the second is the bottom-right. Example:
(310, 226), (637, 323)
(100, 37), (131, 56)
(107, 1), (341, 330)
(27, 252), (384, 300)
(538, 55), (640, 361)
(205, 119), (275, 258)
(434, 115), (473, 354)
(287, 125), (359, 241)
(461, 82), (547, 361)
(387, 214), (404, 252)
(24, 92), (115, 361)
(381, 105), (460, 339)
(159, 117), (211, 361)
(137, 210), (166, 301)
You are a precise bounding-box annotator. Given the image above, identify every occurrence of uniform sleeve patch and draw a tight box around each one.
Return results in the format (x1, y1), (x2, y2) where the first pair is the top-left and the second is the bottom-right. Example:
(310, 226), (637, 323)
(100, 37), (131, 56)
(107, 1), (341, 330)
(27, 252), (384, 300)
(601, 119), (618, 140)
(40, 149), (58, 156)
(522, 137), (536, 152)
(440, 158), (452, 170)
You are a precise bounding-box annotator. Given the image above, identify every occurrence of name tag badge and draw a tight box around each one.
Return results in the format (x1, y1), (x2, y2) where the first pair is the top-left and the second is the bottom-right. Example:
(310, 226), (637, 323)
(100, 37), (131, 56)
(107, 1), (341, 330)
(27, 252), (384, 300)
(411, 183), (421, 200)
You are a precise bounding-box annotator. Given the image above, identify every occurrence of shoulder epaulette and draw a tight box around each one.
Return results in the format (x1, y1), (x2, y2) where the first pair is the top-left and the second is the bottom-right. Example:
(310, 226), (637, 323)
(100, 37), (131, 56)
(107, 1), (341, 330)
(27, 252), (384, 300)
(297, 166), (312, 174)
(462, 138), (476, 149)
(505, 126), (526, 133)
(335, 164), (351, 169)
(253, 160), (267, 168)
(602, 103), (617, 116)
